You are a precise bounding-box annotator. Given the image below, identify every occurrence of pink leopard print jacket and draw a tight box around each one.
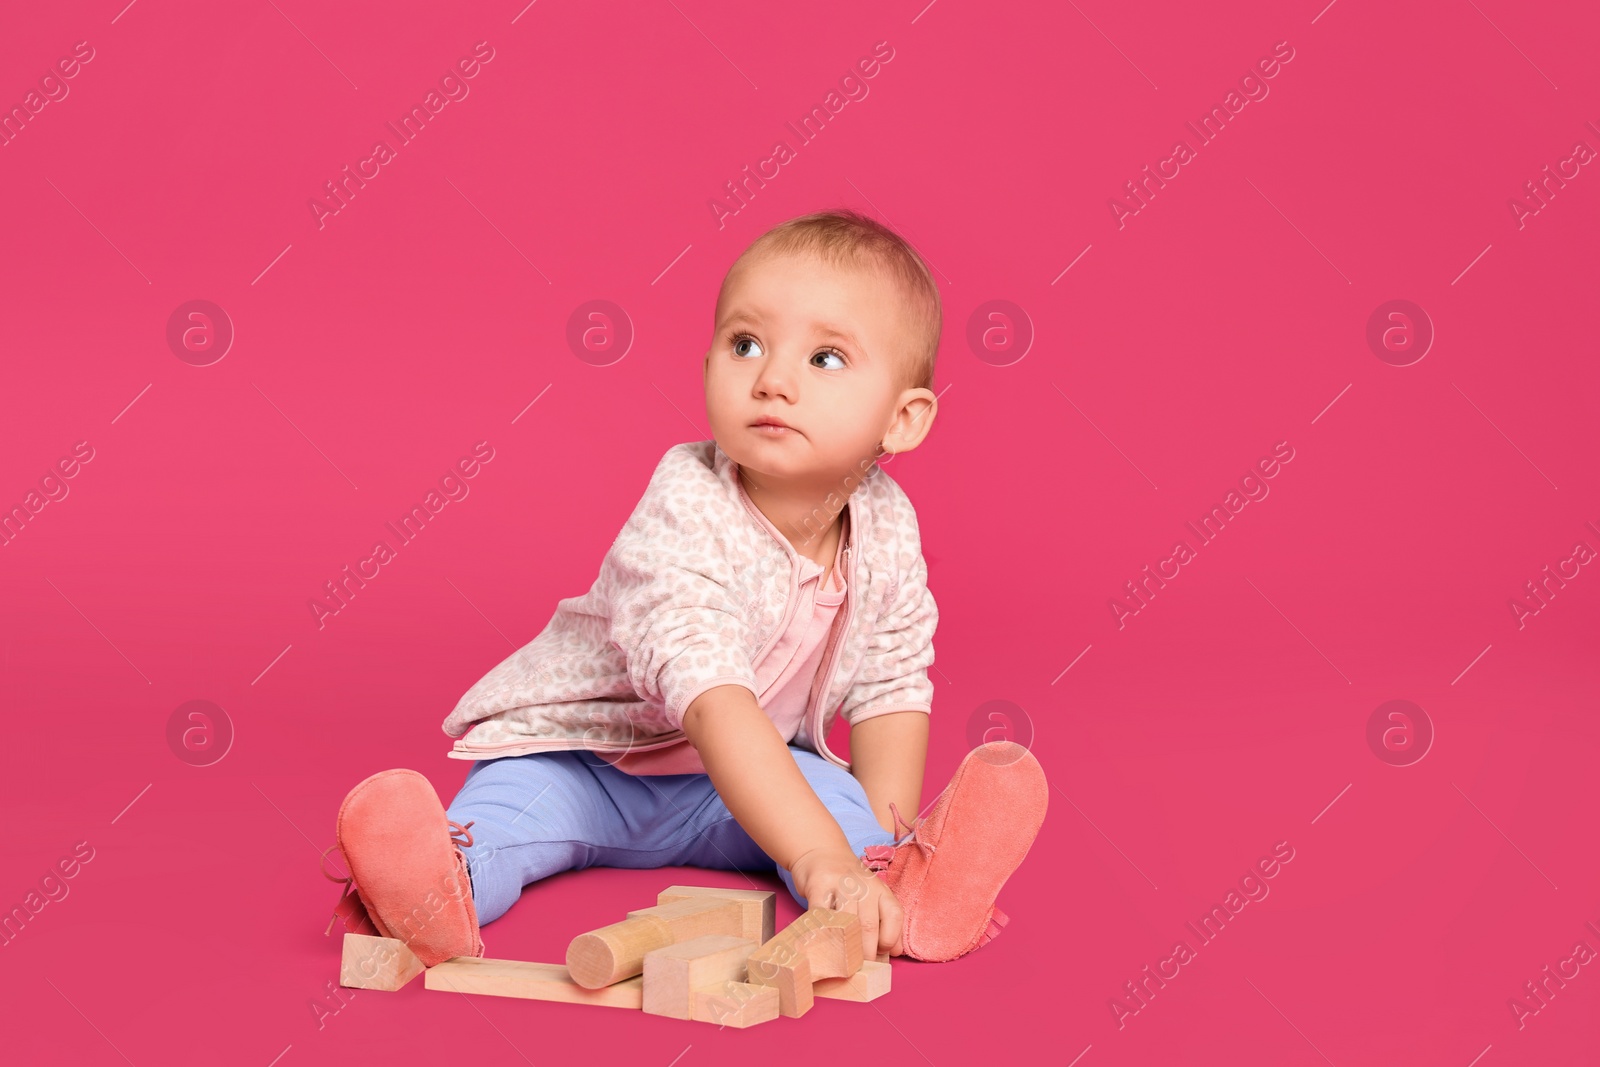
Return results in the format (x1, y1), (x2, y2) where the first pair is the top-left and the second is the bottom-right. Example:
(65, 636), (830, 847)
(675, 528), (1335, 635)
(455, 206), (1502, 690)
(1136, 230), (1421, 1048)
(441, 439), (937, 771)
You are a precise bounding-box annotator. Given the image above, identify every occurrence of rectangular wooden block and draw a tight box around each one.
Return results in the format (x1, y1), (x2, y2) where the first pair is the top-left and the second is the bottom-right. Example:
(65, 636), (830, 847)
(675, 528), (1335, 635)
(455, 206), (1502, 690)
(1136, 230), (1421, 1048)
(624, 897), (744, 942)
(643, 935), (760, 1020)
(813, 959), (892, 1002)
(756, 954), (814, 1017)
(656, 885), (776, 945)
(690, 980), (780, 1028)
(793, 922), (859, 981)
(425, 957), (644, 1008)
(340, 934), (423, 991)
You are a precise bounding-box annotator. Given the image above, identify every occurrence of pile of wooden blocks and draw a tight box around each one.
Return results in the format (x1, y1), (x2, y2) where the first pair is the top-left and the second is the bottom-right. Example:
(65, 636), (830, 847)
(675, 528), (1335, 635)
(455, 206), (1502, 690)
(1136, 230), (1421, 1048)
(338, 885), (891, 1028)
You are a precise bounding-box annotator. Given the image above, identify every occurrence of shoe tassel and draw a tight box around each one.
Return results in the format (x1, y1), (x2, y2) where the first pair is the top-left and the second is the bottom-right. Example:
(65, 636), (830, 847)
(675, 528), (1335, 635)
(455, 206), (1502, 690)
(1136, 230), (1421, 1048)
(320, 843), (376, 938)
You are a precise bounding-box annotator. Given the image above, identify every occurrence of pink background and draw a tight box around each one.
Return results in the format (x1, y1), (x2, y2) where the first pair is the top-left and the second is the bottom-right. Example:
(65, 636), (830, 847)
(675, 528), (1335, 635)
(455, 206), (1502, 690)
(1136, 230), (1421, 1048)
(2, 1), (1597, 1063)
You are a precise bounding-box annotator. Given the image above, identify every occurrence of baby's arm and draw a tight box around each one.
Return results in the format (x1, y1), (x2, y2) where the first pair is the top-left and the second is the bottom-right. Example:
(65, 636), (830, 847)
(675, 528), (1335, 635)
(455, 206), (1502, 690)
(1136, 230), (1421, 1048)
(683, 685), (853, 869)
(684, 684), (905, 956)
(847, 711), (929, 835)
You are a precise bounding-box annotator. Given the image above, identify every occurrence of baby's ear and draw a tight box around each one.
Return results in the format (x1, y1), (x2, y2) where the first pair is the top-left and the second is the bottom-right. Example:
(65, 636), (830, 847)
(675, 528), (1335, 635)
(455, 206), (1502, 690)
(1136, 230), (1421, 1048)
(884, 390), (938, 453)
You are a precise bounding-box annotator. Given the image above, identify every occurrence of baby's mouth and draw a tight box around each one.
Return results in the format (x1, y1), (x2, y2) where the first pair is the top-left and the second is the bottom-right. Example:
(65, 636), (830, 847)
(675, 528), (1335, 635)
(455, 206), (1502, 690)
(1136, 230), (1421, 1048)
(750, 419), (799, 436)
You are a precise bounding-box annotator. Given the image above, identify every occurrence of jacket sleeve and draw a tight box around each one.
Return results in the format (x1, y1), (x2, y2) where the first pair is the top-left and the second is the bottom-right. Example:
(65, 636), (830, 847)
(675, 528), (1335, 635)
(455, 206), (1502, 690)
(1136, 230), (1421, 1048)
(840, 533), (938, 727)
(601, 454), (760, 732)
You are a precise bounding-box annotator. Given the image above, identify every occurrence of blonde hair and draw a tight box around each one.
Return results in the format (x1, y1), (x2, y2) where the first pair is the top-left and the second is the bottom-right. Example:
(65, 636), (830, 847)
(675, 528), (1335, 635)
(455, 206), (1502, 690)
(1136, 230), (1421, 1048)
(720, 208), (940, 394)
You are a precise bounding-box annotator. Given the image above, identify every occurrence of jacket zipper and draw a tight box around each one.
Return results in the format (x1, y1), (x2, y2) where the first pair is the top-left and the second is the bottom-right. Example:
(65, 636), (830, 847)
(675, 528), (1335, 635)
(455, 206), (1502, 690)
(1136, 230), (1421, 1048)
(808, 524), (856, 771)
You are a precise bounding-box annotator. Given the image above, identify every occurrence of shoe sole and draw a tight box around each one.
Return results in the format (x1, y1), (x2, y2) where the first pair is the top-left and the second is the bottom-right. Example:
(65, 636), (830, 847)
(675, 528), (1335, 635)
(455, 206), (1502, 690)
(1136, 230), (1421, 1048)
(335, 768), (483, 967)
(901, 742), (1047, 961)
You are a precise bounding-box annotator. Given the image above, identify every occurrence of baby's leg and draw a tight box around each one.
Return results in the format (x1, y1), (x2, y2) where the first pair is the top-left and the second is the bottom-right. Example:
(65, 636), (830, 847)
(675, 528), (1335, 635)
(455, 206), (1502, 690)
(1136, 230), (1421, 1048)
(444, 749), (739, 924)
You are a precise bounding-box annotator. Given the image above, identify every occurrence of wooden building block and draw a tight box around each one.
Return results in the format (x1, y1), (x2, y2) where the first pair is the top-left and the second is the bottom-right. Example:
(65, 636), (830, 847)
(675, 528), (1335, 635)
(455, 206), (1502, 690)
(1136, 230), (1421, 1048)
(746, 907), (864, 1018)
(624, 897), (745, 939)
(813, 959), (892, 1002)
(425, 957), (644, 1008)
(656, 886), (776, 945)
(750, 907), (864, 980)
(567, 897), (742, 989)
(642, 934), (760, 1020)
(690, 980), (780, 1028)
(339, 933), (424, 991)
(756, 953), (813, 1017)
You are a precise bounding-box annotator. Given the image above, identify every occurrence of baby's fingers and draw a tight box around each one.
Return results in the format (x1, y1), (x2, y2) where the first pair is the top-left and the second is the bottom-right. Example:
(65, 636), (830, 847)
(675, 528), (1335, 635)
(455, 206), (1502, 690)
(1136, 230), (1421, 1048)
(876, 886), (904, 957)
(856, 902), (880, 961)
(839, 889), (879, 961)
(837, 870), (881, 959)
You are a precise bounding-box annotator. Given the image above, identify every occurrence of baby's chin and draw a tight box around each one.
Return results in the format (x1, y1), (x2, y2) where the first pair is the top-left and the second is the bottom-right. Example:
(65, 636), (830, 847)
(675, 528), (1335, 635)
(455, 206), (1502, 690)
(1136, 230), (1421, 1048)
(715, 428), (793, 462)
(728, 439), (872, 491)
(721, 436), (803, 474)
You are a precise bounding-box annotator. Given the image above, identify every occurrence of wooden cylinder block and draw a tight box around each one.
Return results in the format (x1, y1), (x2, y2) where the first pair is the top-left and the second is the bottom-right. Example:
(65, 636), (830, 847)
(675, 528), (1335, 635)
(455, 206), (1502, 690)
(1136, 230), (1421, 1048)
(567, 897), (742, 989)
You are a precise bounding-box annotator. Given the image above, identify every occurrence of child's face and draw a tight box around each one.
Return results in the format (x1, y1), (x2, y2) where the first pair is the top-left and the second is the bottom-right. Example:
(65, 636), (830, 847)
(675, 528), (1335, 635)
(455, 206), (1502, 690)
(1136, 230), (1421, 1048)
(704, 247), (925, 491)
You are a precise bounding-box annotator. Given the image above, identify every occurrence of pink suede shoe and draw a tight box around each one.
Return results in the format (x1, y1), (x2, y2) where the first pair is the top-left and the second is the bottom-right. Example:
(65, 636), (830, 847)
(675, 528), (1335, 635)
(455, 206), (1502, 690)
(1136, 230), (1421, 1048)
(323, 768), (484, 967)
(862, 741), (1047, 962)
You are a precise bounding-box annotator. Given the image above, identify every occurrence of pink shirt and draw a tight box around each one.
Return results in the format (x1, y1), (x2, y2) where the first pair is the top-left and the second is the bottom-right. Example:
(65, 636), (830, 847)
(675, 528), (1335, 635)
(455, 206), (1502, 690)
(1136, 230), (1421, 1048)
(599, 523), (849, 776)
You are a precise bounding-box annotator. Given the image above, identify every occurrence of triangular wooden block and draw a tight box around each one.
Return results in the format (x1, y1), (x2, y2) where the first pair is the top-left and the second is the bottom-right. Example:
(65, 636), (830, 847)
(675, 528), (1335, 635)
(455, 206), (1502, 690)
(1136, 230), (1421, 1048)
(340, 934), (423, 991)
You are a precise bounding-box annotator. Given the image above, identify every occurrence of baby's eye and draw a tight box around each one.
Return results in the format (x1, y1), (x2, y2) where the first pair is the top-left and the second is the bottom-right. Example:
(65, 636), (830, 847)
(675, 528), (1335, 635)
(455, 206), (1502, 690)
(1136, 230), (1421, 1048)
(812, 349), (846, 370)
(731, 335), (763, 359)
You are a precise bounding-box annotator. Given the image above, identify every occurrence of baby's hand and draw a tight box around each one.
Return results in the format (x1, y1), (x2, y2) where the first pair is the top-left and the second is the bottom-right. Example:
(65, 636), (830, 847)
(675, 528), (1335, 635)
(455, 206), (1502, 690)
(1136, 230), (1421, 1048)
(788, 846), (904, 958)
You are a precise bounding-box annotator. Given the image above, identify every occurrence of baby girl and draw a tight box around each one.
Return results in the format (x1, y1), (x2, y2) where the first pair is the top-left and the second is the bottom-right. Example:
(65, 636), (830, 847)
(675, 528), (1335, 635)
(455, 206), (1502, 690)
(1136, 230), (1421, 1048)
(325, 209), (1047, 969)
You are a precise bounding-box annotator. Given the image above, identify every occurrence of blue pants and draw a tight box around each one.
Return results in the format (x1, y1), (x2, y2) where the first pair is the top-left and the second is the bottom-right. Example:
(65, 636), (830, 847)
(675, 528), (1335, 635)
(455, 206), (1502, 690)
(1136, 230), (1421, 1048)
(444, 744), (898, 925)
